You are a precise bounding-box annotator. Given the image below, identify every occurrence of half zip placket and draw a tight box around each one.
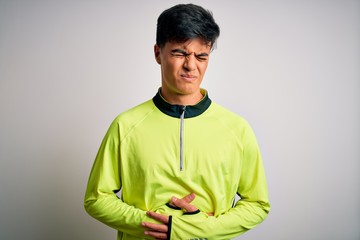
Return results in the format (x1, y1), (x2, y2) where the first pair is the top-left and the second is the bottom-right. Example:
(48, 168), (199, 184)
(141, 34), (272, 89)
(152, 88), (212, 172)
(179, 106), (186, 171)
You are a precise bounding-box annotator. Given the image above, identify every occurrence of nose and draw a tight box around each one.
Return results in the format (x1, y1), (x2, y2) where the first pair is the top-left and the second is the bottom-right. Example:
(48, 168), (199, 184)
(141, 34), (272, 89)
(183, 55), (196, 71)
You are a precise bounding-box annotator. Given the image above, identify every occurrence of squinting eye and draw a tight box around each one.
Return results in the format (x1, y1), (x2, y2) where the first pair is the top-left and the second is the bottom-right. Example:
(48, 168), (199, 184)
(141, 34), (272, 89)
(197, 56), (208, 61)
(172, 53), (186, 57)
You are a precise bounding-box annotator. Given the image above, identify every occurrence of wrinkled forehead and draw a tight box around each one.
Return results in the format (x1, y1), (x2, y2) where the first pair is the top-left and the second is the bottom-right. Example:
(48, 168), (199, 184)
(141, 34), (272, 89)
(164, 38), (212, 52)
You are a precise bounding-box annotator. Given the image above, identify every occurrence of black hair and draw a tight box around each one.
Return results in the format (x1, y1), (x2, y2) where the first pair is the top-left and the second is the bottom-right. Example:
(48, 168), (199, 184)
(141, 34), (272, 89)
(156, 4), (220, 49)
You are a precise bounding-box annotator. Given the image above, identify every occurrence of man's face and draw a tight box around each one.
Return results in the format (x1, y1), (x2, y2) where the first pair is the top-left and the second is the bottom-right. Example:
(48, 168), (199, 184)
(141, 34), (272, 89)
(154, 38), (211, 103)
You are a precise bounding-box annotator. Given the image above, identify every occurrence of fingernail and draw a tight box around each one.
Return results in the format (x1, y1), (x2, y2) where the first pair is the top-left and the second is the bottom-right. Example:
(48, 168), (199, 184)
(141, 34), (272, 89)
(189, 193), (194, 199)
(172, 197), (178, 202)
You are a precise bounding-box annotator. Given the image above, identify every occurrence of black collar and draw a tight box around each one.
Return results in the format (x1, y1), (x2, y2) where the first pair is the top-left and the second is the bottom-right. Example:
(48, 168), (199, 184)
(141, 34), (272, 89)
(152, 88), (212, 118)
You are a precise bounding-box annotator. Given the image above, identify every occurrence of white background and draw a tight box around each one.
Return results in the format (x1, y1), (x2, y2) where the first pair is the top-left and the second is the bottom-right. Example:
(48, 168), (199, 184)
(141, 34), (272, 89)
(0, 0), (359, 239)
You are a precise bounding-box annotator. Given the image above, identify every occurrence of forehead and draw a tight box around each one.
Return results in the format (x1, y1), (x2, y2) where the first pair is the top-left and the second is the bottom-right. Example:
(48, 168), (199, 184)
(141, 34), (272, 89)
(164, 38), (211, 52)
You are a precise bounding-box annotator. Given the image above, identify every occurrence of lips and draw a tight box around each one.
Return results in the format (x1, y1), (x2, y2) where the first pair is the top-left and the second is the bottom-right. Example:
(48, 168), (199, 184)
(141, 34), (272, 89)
(180, 74), (197, 81)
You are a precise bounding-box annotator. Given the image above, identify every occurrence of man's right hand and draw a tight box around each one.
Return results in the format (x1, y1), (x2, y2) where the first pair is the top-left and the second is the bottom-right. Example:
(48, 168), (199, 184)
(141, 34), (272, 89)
(143, 193), (215, 239)
(142, 193), (198, 239)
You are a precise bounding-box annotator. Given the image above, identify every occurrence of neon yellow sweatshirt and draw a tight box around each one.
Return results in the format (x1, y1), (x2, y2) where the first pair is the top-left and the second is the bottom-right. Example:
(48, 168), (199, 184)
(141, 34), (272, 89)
(84, 89), (270, 239)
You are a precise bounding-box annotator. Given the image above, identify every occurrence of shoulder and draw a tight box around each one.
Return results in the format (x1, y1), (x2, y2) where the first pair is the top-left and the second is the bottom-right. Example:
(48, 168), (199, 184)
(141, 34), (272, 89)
(208, 102), (260, 146)
(208, 102), (251, 128)
(107, 99), (156, 137)
(115, 99), (156, 123)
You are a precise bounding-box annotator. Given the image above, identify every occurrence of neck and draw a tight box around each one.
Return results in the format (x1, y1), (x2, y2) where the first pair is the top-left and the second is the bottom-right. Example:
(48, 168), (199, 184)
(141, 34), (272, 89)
(160, 89), (204, 106)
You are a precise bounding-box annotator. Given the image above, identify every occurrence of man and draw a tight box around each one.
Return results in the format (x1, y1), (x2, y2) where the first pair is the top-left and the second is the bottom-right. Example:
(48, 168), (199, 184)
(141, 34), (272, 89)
(84, 4), (270, 240)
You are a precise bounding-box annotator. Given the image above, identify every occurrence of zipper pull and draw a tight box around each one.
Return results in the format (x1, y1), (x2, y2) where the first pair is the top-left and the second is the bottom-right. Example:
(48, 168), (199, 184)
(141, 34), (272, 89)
(180, 106), (186, 118)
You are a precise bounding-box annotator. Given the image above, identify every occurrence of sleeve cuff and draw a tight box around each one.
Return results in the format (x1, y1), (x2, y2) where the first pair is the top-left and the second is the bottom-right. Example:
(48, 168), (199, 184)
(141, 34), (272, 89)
(167, 215), (172, 240)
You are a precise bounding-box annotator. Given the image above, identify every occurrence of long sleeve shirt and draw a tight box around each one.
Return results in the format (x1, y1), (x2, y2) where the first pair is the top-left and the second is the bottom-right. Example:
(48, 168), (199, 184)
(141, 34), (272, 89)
(84, 89), (270, 239)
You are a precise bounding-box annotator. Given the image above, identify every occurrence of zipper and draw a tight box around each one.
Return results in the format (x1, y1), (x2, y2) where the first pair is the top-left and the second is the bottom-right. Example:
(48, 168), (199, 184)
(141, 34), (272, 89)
(179, 106), (186, 171)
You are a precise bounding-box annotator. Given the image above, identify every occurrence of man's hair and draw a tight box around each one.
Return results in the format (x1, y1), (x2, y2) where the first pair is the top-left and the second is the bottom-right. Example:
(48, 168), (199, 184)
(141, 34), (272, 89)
(156, 4), (220, 49)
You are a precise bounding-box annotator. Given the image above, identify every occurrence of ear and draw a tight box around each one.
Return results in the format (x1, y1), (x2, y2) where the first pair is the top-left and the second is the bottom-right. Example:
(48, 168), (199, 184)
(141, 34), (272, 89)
(154, 44), (161, 64)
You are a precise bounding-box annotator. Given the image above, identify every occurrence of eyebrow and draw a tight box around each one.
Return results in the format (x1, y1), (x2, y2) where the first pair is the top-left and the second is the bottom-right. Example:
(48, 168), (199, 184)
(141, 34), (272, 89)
(171, 49), (189, 55)
(171, 49), (209, 57)
(196, 52), (209, 57)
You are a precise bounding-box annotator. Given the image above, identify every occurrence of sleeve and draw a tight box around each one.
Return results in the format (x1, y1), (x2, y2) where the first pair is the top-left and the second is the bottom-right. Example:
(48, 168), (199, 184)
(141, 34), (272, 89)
(83, 119), (153, 238)
(169, 123), (270, 239)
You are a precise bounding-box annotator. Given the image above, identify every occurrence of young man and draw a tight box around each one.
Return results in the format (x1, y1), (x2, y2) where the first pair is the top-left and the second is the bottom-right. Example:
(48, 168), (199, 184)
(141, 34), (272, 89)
(84, 4), (270, 240)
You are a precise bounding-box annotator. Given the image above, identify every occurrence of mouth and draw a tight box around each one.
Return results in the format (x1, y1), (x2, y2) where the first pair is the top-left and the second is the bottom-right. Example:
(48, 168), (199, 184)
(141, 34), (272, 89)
(180, 74), (197, 81)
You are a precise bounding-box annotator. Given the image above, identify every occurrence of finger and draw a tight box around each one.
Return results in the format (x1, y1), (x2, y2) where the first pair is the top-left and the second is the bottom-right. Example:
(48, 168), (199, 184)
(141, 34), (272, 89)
(171, 196), (198, 212)
(181, 192), (196, 203)
(144, 230), (167, 239)
(141, 221), (168, 232)
(146, 211), (169, 224)
(167, 192), (195, 208)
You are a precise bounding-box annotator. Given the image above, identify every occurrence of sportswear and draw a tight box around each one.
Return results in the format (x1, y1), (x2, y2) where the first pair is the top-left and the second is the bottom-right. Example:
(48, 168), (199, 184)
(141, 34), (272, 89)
(84, 89), (270, 240)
